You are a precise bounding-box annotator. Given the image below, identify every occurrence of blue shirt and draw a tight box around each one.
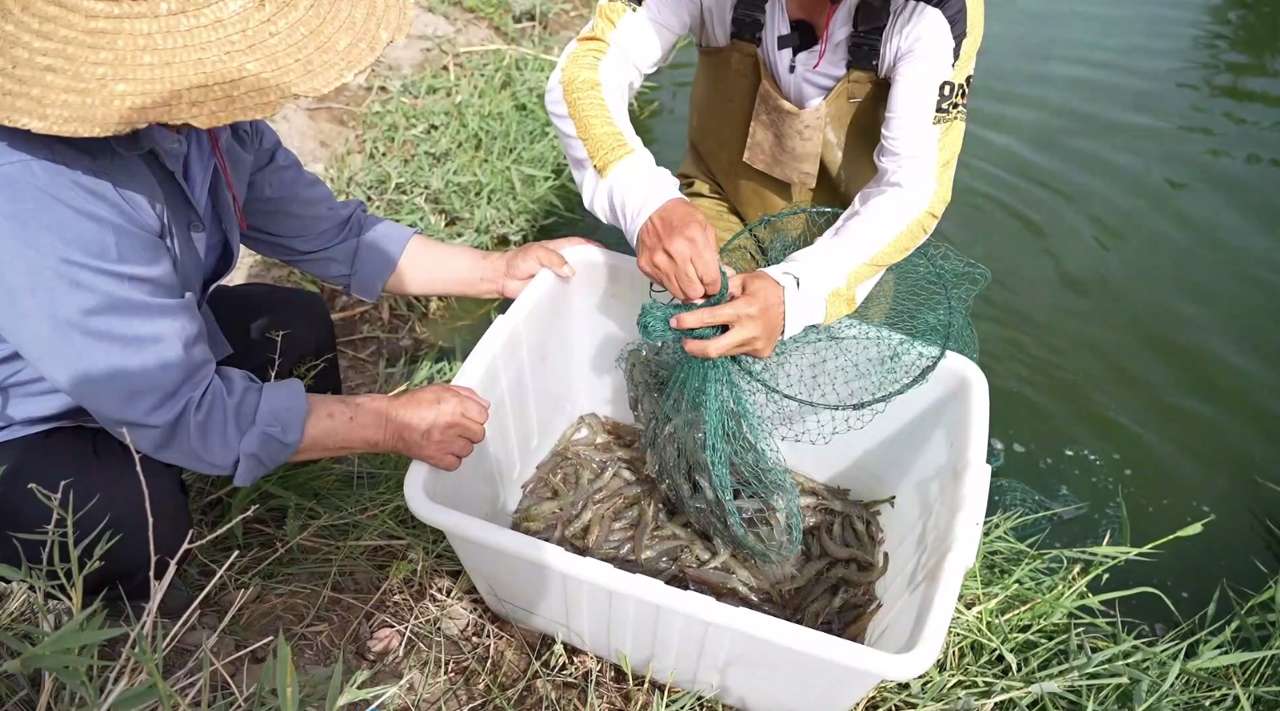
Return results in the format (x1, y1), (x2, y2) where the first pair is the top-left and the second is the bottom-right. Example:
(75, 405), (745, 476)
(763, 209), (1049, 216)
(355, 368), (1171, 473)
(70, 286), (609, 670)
(0, 122), (415, 486)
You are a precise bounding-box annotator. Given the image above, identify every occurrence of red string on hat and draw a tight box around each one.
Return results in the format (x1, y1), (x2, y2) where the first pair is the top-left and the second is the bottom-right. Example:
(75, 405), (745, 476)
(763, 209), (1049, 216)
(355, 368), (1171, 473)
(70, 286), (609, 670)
(207, 128), (248, 231)
(812, 0), (843, 69)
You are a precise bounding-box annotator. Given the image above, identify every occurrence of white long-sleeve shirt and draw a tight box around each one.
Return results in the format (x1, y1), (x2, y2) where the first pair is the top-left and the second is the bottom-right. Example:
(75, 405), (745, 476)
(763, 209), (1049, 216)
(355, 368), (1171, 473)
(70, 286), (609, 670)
(547, 0), (980, 337)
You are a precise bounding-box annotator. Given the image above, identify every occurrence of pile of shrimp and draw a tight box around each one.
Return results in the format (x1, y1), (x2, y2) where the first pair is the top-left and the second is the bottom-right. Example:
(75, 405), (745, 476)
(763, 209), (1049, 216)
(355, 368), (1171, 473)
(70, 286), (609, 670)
(512, 414), (891, 643)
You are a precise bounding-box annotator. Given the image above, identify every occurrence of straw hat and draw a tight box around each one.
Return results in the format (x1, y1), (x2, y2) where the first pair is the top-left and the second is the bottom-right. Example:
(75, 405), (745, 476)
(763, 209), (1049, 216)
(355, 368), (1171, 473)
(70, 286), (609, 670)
(0, 0), (413, 138)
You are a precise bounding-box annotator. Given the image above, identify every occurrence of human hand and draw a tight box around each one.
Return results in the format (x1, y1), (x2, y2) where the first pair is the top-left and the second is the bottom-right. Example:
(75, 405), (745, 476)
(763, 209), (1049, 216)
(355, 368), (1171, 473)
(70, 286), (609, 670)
(491, 237), (597, 299)
(382, 384), (490, 470)
(636, 198), (721, 302)
(670, 272), (785, 359)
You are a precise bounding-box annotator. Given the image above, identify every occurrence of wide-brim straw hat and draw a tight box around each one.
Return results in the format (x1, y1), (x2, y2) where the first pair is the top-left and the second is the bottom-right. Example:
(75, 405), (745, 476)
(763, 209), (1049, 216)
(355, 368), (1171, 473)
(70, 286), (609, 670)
(0, 0), (413, 138)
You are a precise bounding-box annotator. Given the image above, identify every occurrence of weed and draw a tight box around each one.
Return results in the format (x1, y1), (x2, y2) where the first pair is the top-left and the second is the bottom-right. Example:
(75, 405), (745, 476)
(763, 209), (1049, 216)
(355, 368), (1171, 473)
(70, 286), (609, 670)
(5, 492), (1277, 709)
(329, 51), (576, 252)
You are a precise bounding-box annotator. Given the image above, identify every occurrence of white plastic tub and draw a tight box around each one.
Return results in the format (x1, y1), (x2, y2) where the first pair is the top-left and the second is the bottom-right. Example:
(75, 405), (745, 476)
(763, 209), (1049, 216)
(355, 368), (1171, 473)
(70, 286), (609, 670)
(404, 246), (991, 711)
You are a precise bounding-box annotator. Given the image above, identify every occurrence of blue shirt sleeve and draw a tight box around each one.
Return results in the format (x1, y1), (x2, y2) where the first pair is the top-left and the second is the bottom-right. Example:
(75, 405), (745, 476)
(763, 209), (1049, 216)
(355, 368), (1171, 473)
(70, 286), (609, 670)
(240, 122), (415, 300)
(0, 159), (306, 486)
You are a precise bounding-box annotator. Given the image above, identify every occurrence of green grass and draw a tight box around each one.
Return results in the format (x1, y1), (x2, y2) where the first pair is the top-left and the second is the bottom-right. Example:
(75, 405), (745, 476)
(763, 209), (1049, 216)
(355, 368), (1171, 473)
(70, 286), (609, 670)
(5, 483), (1277, 710)
(862, 517), (1280, 710)
(0, 452), (720, 710)
(320, 13), (595, 394)
(328, 50), (577, 251)
(317, 35), (584, 393)
(0, 476), (401, 710)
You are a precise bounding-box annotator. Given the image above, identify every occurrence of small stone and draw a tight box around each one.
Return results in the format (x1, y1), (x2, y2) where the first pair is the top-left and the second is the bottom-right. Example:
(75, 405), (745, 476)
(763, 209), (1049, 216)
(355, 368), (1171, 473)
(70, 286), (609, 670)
(177, 628), (213, 648)
(510, 0), (544, 23)
(439, 603), (472, 638)
(365, 627), (401, 658)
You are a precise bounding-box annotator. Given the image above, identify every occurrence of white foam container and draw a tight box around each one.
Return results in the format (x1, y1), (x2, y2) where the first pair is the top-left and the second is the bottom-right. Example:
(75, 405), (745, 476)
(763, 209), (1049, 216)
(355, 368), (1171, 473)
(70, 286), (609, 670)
(404, 246), (991, 711)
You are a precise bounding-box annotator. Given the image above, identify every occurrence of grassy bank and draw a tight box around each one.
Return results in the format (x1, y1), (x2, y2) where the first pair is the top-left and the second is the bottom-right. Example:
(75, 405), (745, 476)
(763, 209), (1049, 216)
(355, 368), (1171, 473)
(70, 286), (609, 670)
(4, 496), (1277, 709)
(315, 4), (583, 393)
(3, 2), (1278, 709)
(328, 51), (575, 250)
(863, 517), (1279, 710)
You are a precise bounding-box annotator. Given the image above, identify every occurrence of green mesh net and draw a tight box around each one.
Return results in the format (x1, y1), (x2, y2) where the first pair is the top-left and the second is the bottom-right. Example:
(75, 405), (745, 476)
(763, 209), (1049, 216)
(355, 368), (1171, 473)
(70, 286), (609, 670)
(620, 207), (990, 562)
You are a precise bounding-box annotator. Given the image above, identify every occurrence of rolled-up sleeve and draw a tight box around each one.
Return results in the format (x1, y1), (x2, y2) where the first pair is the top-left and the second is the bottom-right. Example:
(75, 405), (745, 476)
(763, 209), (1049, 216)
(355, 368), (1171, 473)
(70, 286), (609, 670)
(0, 160), (307, 485)
(240, 122), (414, 300)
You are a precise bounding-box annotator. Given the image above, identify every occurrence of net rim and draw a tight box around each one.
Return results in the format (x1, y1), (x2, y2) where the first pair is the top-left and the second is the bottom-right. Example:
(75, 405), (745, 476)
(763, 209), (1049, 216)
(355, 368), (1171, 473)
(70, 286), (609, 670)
(720, 206), (977, 413)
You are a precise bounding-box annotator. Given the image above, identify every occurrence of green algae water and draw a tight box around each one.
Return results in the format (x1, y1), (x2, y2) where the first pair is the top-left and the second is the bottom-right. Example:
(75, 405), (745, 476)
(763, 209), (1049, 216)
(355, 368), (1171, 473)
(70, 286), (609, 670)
(542, 0), (1280, 610)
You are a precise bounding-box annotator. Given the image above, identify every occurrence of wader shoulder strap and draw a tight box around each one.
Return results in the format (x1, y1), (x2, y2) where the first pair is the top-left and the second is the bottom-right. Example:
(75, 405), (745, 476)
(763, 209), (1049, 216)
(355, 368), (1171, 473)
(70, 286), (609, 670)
(730, 0), (769, 45)
(730, 0), (890, 72)
(847, 0), (890, 72)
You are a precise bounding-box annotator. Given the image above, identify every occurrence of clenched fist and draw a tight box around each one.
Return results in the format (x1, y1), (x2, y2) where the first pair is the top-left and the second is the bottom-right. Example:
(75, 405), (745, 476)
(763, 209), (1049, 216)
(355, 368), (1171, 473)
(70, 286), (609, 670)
(636, 198), (722, 302)
(671, 272), (786, 359)
(382, 384), (490, 471)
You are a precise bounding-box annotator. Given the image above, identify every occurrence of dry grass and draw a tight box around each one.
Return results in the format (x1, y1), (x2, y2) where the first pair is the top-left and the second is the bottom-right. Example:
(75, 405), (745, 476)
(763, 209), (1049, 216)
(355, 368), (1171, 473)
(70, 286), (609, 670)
(5, 468), (1277, 709)
(1, 448), (723, 710)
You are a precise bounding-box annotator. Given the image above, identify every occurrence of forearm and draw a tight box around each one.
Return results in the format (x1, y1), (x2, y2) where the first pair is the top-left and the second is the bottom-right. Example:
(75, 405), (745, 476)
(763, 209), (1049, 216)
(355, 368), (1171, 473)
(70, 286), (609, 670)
(382, 234), (503, 298)
(764, 182), (941, 333)
(289, 394), (391, 462)
(547, 1), (688, 244)
(290, 385), (491, 472)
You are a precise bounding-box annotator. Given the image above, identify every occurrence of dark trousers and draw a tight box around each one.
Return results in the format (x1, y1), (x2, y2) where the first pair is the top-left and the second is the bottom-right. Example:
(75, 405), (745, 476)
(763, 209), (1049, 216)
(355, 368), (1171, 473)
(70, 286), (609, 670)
(0, 284), (341, 601)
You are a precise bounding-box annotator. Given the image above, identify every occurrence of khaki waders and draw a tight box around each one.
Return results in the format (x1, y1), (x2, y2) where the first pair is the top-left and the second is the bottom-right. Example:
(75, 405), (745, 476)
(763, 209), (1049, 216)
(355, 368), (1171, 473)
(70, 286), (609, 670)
(677, 44), (889, 247)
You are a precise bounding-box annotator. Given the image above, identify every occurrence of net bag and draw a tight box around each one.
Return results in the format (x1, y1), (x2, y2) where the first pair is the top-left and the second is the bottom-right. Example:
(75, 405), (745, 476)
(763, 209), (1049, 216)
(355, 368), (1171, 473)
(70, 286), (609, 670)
(621, 207), (990, 562)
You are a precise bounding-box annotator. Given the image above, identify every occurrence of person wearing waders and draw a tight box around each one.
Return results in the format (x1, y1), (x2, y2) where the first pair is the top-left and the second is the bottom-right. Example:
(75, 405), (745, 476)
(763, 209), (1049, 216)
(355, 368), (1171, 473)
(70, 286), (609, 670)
(548, 0), (982, 358)
(0, 0), (588, 615)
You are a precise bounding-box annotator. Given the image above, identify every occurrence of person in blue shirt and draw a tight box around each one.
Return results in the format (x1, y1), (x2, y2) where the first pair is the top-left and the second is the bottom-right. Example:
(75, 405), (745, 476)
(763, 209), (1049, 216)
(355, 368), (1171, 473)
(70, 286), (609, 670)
(0, 0), (586, 612)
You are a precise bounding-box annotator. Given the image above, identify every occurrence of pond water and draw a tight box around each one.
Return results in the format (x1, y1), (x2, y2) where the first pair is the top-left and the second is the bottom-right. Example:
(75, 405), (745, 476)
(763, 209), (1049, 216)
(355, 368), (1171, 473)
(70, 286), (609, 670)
(538, 0), (1280, 610)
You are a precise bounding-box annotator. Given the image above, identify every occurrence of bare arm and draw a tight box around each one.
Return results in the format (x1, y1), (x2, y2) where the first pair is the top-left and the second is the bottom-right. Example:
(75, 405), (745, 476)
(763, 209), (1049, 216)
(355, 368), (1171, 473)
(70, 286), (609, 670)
(383, 236), (504, 298)
(284, 233), (596, 472)
(291, 229), (594, 470)
(288, 394), (389, 462)
(289, 386), (490, 471)
(546, 2), (719, 301)
(383, 233), (590, 300)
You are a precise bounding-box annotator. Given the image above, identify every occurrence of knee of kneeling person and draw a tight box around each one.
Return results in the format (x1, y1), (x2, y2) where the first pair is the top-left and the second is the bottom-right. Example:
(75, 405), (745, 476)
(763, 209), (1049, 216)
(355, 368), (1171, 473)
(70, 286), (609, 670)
(273, 287), (338, 359)
(0, 429), (194, 598)
(153, 506), (194, 564)
(120, 479), (193, 566)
